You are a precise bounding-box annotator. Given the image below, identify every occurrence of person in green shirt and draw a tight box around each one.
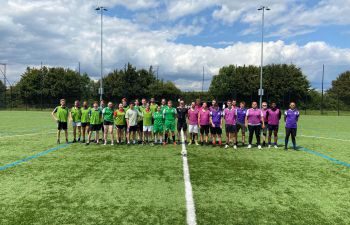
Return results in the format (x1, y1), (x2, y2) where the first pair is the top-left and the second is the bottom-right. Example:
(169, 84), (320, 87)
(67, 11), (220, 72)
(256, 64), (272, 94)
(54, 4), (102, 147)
(150, 98), (158, 113)
(70, 100), (82, 143)
(99, 100), (106, 138)
(142, 104), (153, 145)
(163, 100), (177, 145)
(102, 102), (115, 146)
(86, 101), (102, 145)
(153, 105), (164, 144)
(160, 98), (168, 112)
(51, 99), (69, 144)
(114, 103), (126, 144)
(81, 101), (90, 143)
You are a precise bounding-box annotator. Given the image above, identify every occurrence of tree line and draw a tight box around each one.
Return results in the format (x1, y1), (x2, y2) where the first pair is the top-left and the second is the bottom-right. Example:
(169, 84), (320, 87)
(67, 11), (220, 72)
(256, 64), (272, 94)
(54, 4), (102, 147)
(0, 63), (349, 110)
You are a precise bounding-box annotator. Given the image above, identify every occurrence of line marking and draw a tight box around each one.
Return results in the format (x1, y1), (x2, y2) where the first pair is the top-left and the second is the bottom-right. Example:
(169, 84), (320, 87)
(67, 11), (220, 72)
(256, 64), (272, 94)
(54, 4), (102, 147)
(277, 132), (349, 142)
(181, 129), (197, 225)
(0, 144), (70, 171)
(0, 131), (56, 139)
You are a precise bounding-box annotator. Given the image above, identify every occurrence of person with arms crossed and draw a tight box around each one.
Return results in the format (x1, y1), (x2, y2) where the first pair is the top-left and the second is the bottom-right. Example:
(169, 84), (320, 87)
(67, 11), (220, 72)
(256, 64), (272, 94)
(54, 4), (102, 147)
(102, 102), (115, 145)
(245, 101), (265, 149)
(163, 100), (177, 145)
(70, 100), (82, 143)
(236, 101), (247, 146)
(198, 102), (210, 146)
(188, 101), (199, 146)
(209, 102), (223, 147)
(285, 102), (300, 151)
(52, 99), (69, 144)
(81, 101), (91, 143)
(176, 100), (188, 144)
(223, 100), (238, 149)
(86, 101), (102, 145)
(114, 103), (126, 144)
(266, 102), (281, 148)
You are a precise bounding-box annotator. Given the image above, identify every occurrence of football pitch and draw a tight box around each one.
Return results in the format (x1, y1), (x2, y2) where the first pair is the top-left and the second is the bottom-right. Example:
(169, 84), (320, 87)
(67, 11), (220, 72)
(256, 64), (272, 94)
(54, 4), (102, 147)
(0, 111), (350, 225)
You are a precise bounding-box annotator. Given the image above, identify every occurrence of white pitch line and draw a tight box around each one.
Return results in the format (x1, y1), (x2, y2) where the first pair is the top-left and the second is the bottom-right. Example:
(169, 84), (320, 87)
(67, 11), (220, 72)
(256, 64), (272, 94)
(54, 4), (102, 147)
(181, 129), (197, 225)
(0, 131), (56, 139)
(299, 134), (350, 142)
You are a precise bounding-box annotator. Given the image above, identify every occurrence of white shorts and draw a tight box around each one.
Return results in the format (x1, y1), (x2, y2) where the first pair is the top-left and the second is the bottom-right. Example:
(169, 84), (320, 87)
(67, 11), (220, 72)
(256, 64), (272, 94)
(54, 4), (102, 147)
(72, 122), (82, 127)
(189, 125), (198, 133)
(143, 126), (153, 132)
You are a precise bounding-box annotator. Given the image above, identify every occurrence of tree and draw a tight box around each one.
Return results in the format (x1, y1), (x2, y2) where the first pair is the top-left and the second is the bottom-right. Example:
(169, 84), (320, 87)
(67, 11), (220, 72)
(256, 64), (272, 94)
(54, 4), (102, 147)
(328, 71), (350, 106)
(0, 80), (6, 108)
(209, 64), (310, 108)
(16, 67), (93, 107)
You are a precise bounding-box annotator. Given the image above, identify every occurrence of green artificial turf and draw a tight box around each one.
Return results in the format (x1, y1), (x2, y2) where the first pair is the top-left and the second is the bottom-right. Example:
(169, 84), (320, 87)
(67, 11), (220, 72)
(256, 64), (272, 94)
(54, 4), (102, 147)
(0, 111), (350, 224)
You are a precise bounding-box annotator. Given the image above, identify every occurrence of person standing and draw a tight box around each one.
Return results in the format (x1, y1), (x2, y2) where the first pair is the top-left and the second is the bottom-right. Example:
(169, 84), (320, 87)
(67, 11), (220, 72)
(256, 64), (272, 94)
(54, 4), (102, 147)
(150, 98), (158, 113)
(81, 101), (91, 143)
(51, 99), (69, 144)
(223, 100), (238, 149)
(245, 101), (265, 149)
(285, 102), (300, 150)
(188, 102), (199, 145)
(125, 103), (141, 145)
(209, 102), (223, 147)
(114, 103), (126, 144)
(176, 100), (188, 144)
(163, 100), (177, 145)
(266, 102), (281, 148)
(153, 106), (164, 144)
(198, 102), (210, 146)
(70, 100), (82, 143)
(236, 102), (247, 146)
(142, 104), (153, 145)
(102, 102), (115, 145)
(261, 102), (269, 147)
(86, 102), (102, 145)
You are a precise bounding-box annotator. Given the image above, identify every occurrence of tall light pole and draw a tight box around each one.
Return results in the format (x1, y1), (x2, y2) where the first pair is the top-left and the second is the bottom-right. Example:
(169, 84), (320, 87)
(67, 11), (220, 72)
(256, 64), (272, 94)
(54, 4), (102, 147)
(95, 6), (107, 101)
(258, 6), (270, 108)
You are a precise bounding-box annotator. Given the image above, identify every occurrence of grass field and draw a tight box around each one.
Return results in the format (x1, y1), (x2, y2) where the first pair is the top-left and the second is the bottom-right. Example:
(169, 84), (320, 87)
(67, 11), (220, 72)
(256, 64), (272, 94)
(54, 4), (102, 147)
(0, 111), (350, 225)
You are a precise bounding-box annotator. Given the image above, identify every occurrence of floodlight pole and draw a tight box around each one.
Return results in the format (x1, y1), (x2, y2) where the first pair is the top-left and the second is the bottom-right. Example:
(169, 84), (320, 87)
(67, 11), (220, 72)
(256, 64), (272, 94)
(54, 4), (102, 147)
(258, 6), (270, 108)
(96, 6), (107, 101)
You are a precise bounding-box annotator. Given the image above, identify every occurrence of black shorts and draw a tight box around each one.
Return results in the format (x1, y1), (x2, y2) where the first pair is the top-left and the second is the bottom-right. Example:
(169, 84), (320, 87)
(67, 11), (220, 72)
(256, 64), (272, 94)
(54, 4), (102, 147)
(138, 121), (143, 132)
(57, 122), (68, 130)
(90, 124), (101, 131)
(129, 125), (138, 132)
(116, 125), (126, 130)
(225, 124), (237, 133)
(177, 121), (188, 132)
(236, 123), (246, 133)
(200, 125), (210, 135)
(81, 122), (90, 128)
(210, 126), (222, 135)
(104, 121), (114, 126)
(268, 124), (279, 132)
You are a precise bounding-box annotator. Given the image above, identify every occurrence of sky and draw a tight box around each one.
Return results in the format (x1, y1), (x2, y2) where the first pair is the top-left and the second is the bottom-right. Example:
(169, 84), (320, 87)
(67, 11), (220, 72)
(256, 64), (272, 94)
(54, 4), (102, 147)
(1, 0), (350, 91)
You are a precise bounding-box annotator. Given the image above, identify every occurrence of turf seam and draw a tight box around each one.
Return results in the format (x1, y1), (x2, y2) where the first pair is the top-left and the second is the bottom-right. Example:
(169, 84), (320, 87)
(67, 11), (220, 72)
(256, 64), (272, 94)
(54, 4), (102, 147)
(0, 144), (70, 171)
(181, 129), (197, 225)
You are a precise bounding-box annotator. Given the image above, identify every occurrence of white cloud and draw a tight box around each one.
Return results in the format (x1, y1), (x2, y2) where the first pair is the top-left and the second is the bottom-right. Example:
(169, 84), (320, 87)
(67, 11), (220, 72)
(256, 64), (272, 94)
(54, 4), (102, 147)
(1, 0), (350, 92)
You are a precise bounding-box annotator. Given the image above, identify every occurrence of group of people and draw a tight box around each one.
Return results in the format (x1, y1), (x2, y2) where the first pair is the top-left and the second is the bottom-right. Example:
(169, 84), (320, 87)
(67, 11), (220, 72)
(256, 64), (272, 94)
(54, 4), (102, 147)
(51, 97), (300, 150)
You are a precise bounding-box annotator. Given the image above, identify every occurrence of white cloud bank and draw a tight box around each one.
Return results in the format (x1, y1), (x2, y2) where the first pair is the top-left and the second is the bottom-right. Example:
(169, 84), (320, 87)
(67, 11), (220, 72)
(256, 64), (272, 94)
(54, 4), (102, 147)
(0, 0), (350, 90)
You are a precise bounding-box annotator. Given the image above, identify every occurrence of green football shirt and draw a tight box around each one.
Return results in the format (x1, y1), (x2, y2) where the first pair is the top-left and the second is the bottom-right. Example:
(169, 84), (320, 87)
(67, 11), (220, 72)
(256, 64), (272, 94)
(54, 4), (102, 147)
(114, 109), (126, 126)
(54, 106), (69, 122)
(150, 103), (158, 113)
(163, 107), (177, 121)
(142, 110), (153, 126)
(103, 107), (114, 122)
(153, 111), (164, 127)
(81, 107), (90, 123)
(89, 108), (102, 125)
(71, 107), (82, 122)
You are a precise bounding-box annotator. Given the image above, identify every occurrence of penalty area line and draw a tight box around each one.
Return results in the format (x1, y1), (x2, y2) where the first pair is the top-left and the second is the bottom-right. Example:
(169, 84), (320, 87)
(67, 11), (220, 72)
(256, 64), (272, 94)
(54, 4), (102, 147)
(181, 129), (197, 225)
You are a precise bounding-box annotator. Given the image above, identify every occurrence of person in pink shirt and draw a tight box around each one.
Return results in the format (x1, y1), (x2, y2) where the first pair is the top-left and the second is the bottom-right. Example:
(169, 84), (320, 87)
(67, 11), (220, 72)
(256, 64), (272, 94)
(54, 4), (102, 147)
(188, 102), (199, 145)
(266, 101), (282, 148)
(223, 100), (238, 149)
(261, 102), (268, 147)
(195, 99), (202, 111)
(245, 101), (265, 149)
(198, 102), (210, 145)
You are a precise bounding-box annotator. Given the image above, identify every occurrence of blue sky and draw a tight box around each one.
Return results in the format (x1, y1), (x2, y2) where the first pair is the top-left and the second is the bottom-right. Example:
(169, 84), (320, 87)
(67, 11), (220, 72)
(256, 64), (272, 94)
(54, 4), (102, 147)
(1, 0), (350, 90)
